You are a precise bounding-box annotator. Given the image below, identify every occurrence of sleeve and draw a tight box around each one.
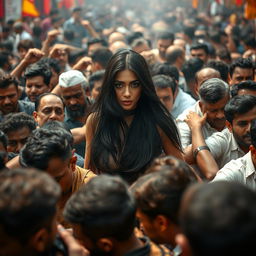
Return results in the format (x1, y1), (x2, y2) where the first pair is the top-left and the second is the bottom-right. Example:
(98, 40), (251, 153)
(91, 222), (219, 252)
(205, 132), (227, 159)
(176, 120), (192, 149)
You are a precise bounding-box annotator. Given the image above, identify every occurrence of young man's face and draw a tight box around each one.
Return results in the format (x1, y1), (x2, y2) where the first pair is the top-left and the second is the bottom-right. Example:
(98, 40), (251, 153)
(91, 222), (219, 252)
(7, 126), (31, 153)
(25, 76), (50, 102)
(190, 48), (208, 63)
(227, 106), (256, 151)
(0, 84), (19, 115)
(46, 156), (75, 194)
(230, 67), (254, 85)
(155, 87), (174, 112)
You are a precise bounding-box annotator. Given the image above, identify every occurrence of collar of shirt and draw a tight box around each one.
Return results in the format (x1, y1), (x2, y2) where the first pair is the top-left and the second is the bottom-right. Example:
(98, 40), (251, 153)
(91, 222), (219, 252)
(229, 131), (244, 154)
(245, 151), (256, 178)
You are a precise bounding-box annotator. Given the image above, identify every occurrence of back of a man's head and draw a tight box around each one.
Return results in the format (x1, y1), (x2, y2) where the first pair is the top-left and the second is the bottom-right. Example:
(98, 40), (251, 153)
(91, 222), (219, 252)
(0, 168), (60, 255)
(64, 175), (136, 243)
(179, 181), (256, 256)
(20, 128), (72, 171)
(199, 78), (229, 104)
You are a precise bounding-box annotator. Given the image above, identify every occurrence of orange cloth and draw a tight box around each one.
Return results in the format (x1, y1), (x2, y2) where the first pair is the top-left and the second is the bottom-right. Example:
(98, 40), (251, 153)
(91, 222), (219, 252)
(57, 166), (95, 227)
(245, 0), (256, 19)
(22, 0), (39, 17)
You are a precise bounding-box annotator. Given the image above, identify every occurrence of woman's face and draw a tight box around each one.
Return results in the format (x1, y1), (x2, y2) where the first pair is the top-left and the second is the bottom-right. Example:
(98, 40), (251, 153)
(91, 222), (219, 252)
(114, 69), (142, 111)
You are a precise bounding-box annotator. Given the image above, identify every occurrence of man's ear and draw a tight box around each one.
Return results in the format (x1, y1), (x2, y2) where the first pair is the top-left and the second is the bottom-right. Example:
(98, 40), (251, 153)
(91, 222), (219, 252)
(199, 101), (204, 113)
(250, 145), (256, 156)
(29, 228), (49, 253)
(155, 215), (169, 232)
(175, 233), (192, 256)
(33, 111), (38, 123)
(70, 150), (77, 172)
(226, 120), (232, 132)
(97, 238), (113, 253)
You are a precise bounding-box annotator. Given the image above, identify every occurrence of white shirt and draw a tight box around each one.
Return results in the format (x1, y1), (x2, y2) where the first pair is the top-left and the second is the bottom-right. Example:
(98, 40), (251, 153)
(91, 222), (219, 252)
(176, 101), (218, 149)
(213, 151), (256, 190)
(205, 128), (245, 168)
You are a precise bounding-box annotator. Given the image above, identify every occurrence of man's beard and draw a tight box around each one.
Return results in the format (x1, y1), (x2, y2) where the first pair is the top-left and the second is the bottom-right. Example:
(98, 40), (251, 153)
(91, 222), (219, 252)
(233, 131), (251, 150)
(66, 104), (86, 119)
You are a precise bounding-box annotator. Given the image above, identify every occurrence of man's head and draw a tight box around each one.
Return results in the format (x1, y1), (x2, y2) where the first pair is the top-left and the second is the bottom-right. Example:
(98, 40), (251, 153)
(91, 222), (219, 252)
(156, 31), (174, 60)
(152, 74), (177, 112)
(182, 58), (204, 99)
(131, 156), (197, 245)
(177, 181), (256, 256)
(20, 128), (76, 194)
(64, 175), (136, 255)
(24, 63), (52, 102)
(195, 68), (221, 97)
(90, 47), (113, 73)
(59, 70), (89, 119)
(37, 58), (61, 90)
(87, 38), (107, 56)
(0, 130), (8, 169)
(166, 45), (185, 69)
(34, 93), (65, 127)
(205, 60), (230, 83)
(0, 113), (36, 153)
(0, 75), (19, 115)
(89, 70), (105, 101)
(231, 80), (256, 97)
(0, 52), (12, 72)
(229, 58), (254, 85)
(0, 168), (60, 256)
(199, 78), (230, 131)
(224, 95), (256, 151)
(72, 6), (82, 21)
(190, 43), (209, 63)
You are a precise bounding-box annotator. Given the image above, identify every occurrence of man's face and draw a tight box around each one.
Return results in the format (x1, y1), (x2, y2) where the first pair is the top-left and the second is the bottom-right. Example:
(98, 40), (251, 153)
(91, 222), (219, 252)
(136, 209), (163, 244)
(155, 87), (174, 112)
(49, 69), (59, 90)
(25, 76), (50, 102)
(200, 94), (230, 131)
(0, 84), (19, 115)
(230, 67), (254, 85)
(0, 216), (57, 256)
(91, 80), (103, 100)
(61, 84), (87, 119)
(190, 48), (208, 63)
(33, 95), (65, 127)
(157, 39), (173, 59)
(228, 107), (256, 150)
(72, 224), (113, 256)
(7, 127), (31, 153)
(46, 156), (75, 194)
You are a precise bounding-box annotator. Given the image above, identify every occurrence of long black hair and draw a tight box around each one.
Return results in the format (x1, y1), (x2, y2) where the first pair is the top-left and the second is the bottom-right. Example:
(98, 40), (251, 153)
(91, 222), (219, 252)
(90, 49), (181, 183)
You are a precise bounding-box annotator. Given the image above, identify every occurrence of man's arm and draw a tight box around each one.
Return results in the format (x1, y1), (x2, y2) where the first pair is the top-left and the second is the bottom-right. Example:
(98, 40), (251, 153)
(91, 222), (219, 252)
(185, 111), (219, 180)
(11, 48), (44, 78)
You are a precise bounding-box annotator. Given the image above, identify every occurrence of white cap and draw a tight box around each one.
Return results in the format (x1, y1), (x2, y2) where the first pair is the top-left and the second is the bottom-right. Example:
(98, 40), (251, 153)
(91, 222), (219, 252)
(59, 70), (88, 88)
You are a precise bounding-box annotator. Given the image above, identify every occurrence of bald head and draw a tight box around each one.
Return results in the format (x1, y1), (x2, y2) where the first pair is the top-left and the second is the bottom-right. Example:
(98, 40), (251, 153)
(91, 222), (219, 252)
(108, 32), (125, 45)
(109, 40), (129, 54)
(173, 38), (186, 50)
(166, 45), (185, 69)
(196, 67), (221, 87)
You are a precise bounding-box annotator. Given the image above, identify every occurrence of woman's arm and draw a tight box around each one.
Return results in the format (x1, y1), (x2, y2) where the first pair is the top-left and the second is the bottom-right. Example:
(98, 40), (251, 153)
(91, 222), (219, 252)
(84, 113), (96, 169)
(159, 128), (184, 160)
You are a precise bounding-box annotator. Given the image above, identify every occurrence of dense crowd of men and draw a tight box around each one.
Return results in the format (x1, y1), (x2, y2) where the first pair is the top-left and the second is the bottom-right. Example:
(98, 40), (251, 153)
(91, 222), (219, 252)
(1, 1), (256, 255)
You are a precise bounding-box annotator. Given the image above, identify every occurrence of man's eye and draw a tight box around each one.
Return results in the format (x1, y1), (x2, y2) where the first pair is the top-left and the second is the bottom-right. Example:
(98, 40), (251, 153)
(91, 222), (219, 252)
(8, 141), (17, 146)
(42, 108), (52, 114)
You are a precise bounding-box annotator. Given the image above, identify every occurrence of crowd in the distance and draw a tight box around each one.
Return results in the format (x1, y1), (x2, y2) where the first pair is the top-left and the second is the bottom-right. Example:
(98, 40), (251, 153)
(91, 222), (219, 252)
(0, 1), (256, 256)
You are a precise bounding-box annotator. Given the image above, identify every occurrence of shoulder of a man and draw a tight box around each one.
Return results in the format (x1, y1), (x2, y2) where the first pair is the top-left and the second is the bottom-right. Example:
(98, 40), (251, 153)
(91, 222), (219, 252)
(212, 153), (248, 182)
(18, 100), (35, 115)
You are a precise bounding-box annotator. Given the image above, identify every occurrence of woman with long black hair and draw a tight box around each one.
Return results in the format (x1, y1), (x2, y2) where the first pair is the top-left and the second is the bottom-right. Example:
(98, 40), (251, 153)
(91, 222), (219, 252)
(84, 49), (183, 183)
